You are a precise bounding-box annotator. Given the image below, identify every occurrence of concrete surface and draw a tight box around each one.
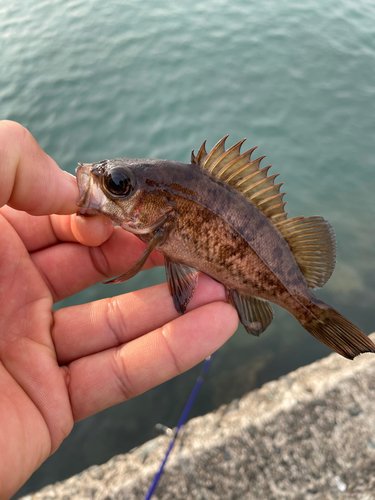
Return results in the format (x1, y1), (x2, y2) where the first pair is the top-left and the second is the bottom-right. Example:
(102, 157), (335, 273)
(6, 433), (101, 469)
(22, 333), (375, 500)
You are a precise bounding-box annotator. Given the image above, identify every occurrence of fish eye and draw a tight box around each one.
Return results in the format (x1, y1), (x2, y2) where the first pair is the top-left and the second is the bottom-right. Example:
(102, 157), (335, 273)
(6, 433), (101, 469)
(102, 167), (134, 198)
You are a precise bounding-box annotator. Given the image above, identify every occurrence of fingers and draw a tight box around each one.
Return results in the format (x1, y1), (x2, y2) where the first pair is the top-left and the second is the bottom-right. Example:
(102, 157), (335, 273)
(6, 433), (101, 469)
(0, 120), (78, 215)
(0, 121), (118, 252)
(53, 273), (228, 364)
(66, 300), (238, 421)
(31, 227), (164, 301)
(69, 213), (114, 247)
(0, 204), (115, 252)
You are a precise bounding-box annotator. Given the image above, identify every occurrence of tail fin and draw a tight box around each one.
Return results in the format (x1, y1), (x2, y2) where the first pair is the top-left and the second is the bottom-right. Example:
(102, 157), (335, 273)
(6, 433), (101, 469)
(302, 308), (375, 359)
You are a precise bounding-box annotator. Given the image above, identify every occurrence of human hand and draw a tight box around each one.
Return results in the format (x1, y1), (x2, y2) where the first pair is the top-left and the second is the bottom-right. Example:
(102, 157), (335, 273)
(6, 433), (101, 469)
(0, 121), (238, 499)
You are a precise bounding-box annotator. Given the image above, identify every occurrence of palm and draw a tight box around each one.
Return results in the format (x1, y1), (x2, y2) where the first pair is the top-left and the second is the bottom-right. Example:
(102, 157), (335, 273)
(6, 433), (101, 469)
(0, 208), (237, 499)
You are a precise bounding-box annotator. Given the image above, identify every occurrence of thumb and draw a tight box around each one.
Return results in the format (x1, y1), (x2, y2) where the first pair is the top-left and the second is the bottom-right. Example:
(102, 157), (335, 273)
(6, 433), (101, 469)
(0, 120), (79, 215)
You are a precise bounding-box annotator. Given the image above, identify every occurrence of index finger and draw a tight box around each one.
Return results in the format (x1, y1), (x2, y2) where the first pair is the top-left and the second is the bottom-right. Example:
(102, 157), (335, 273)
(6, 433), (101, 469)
(0, 120), (78, 215)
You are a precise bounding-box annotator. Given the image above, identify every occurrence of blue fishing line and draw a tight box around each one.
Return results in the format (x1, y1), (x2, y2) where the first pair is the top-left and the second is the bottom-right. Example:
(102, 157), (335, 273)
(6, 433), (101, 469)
(144, 354), (214, 500)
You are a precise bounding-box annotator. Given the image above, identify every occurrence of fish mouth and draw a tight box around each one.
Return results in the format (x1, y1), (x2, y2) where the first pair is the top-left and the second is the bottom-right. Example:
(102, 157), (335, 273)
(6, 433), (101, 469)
(76, 162), (106, 216)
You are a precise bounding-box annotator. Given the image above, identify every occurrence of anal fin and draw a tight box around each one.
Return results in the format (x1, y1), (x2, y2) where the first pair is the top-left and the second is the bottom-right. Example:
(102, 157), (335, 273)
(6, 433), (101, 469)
(165, 259), (199, 314)
(228, 290), (274, 336)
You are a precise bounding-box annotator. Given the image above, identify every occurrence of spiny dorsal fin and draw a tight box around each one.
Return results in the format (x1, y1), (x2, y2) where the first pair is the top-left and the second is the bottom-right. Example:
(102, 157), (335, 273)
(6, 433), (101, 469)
(275, 216), (337, 289)
(192, 136), (288, 224)
(191, 141), (207, 165)
(207, 139), (246, 176)
(201, 135), (229, 171)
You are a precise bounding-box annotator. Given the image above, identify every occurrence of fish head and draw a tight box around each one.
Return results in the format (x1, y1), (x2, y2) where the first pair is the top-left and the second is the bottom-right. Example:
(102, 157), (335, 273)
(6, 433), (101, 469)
(76, 158), (175, 235)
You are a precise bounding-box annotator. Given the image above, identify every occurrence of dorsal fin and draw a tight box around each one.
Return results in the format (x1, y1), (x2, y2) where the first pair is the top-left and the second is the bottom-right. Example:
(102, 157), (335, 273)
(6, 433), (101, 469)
(192, 136), (288, 224)
(275, 216), (337, 289)
(207, 139), (246, 176)
(191, 141), (207, 165)
(191, 137), (337, 289)
(201, 135), (229, 171)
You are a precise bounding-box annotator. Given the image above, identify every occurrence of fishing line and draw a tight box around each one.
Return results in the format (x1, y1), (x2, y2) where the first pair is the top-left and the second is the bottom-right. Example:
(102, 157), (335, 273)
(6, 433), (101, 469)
(144, 354), (214, 500)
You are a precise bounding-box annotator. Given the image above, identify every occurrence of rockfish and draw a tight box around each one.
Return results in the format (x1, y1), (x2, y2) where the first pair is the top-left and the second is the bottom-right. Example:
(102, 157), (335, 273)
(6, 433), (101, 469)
(76, 136), (375, 359)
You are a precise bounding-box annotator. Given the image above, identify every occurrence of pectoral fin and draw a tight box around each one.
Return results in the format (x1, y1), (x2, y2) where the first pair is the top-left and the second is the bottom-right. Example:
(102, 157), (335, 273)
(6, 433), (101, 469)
(165, 259), (199, 314)
(228, 289), (274, 336)
(104, 229), (164, 284)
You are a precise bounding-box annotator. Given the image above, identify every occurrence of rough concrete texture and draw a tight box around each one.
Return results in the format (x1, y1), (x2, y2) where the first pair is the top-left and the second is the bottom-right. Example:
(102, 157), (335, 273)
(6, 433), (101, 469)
(23, 333), (375, 500)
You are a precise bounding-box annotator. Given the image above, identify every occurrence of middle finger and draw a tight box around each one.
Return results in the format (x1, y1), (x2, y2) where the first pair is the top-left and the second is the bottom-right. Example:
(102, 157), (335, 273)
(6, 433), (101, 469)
(53, 273), (227, 365)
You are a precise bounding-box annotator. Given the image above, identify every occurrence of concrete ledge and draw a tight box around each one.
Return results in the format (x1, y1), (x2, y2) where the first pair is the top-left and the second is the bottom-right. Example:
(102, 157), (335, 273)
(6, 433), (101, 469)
(23, 334), (375, 500)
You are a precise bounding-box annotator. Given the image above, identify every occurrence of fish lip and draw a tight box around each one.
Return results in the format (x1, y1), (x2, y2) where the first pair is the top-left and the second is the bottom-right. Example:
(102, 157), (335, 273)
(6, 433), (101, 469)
(76, 163), (92, 208)
(75, 162), (106, 215)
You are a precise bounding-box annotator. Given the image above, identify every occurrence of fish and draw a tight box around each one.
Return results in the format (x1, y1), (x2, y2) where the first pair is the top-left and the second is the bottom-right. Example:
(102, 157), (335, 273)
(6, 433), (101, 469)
(75, 136), (375, 360)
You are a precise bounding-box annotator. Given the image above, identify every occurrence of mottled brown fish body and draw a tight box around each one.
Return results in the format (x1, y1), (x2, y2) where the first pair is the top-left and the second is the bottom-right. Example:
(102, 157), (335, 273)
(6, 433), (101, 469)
(76, 138), (375, 360)
(148, 169), (291, 286)
(131, 162), (321, 319)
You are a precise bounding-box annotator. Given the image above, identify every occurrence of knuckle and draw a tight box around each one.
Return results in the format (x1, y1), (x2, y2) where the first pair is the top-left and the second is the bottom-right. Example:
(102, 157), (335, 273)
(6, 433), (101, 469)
(160, 325), (183, 376)
(111, 346), (136, 401)
(105, 297), (129, 345)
